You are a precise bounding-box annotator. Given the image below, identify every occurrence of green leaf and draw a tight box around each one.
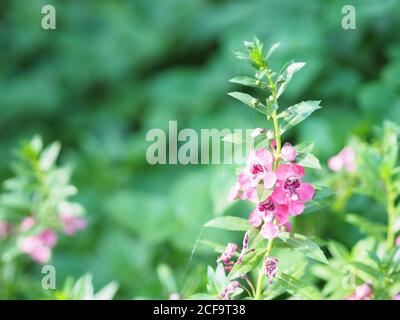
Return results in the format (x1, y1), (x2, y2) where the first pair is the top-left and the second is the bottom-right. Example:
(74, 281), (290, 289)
(279, 100), (322, 134)
(228, 249), (266, 280)
(229, 76), (269, 90)
(279, 232), (328, 264)
(276, 61), (306, 98)
(39, 142), (61, 171)
(204, 216), (251, 231)
(198, 240), (228, 254)
(327, 241), (351, 262)
(294, 141), (315, 154)
(228, 92), (272, 116)
(275, 273), (322, 300)
(266, 42), (280, 60)
(345, 214), (386, 239)
(296, 152), (321, 169)
(349, 261), (381, 284)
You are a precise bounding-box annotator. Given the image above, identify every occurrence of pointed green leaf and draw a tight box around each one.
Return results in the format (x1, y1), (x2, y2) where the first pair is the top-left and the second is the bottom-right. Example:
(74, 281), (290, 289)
(276, 61), (306, 98)
(228, 249), (266, 280)
(266, 42), (280, 60)
(204, 216), (250, 231)
(228, 92), (272, 116)
(345, 214), (386, 239)
(279, 232), (328, 264)
(275, 273), (323, 300)
(229, 76), (269, 90)
(279, 100), (322, 134)
(296, 152), (321, 169)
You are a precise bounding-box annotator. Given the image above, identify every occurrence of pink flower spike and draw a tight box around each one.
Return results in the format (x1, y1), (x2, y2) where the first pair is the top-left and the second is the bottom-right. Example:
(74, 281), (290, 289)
(249, 210), (263, 227)
(60, 213), (87, 236)
(217, 243), (238, 264)
(260, 221), (279, 239)
(280, 142), (297, 162)
(20, 216), (36, 232)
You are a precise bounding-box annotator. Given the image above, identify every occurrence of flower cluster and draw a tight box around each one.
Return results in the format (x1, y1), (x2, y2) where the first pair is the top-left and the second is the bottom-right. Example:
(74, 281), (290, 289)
(229, 144), (314, 241)
(1, 204), (87, 264)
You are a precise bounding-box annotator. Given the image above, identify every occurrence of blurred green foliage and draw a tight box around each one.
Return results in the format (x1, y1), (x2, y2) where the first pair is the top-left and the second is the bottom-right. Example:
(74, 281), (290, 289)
(0, 0), (399, 298)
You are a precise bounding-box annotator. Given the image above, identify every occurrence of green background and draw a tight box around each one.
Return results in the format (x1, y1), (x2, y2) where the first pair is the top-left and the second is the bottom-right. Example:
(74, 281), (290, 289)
(0, 0), (399, 298)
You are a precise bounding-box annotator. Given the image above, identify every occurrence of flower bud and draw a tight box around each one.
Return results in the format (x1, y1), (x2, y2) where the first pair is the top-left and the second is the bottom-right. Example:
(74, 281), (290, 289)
(280, 142), (297, 162)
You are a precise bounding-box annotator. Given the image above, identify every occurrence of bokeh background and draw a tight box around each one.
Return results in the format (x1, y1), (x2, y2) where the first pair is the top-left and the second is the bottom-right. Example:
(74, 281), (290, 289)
(0, 0), (399, 298)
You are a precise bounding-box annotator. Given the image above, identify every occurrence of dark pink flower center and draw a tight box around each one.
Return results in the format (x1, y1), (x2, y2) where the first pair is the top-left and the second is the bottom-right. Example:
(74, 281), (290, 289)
(284, 176), (300, 200)
(250, 164), (264, 175)
(258, 199), (275, 212)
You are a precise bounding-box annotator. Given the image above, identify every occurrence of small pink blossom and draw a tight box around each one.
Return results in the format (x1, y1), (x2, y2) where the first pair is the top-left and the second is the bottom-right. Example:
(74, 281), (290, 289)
(60, 212), (87, 236)
(280, 142), (297, 162)
(271, 164), (314, 216)
(260, 221), (279, 239)
(393, 294), (400, 300)
(228, 184), (242, 202)
(19, 229), (58, 264)
(328, 146), (356, 173)
(219, 281), (240, 300)
(20, 216), (36, 232)
(0, 221), (11, 239)
(264, 256), (278, 283)
(396, 236), (400, 246)
(346, 284), (372, 300)
(249, 209), (263, 227)
(217, 243), (238, 264)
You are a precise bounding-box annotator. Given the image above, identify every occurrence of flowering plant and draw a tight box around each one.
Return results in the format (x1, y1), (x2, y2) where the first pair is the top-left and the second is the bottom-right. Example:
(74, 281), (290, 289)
(0, 136), (87, 297)
(194, 38), (329, 300)
(314, 121), (400, 300)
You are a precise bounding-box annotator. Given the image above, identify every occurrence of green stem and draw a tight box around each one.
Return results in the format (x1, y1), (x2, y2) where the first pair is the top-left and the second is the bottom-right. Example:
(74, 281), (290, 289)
(386, 181), (396, 250)
(254, 99), (281, 299)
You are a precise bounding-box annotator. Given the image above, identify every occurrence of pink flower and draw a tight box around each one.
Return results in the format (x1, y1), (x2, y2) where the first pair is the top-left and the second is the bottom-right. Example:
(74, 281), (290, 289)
(228, 184), (242, 202)
(280, 142), (297, 162)
(260, 221), (279, 239)
(328, 146), (356, 173)
(19, 229), (58, 264)
(245, 148), (277, 189)
(264, 256), (278, 283)
(0, 221), (11, 239)
(20, 216), (36, 232)
(60, 212), (87, 236)
(249, 209), (263, 227)
(219, 281), (240, 300)
(393, 294), (400, 300)
(271, 164), (314, 216)
(346, 284), (372, 300)
(396, 236), (400, 246)
(217, 243), (238, 264)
